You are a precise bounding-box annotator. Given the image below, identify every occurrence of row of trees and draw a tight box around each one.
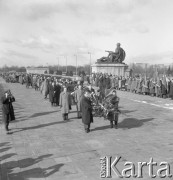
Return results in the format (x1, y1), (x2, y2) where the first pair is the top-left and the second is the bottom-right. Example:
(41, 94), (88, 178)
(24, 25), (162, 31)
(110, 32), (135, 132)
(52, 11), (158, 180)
(48, 65), (90, 76)
(130, 64), (173, 78)
(0, 64), (90, 76)
(0, 66), (26, 73)
(1, 64), (173, 77)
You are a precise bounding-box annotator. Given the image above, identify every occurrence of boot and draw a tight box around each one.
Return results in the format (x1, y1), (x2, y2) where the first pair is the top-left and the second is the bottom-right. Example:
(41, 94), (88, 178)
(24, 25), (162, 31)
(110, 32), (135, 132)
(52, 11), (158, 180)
(66, 114), (68, 120)
(62, 114), (66, 120)
(78, 112), (82, 119)
(110, 121), (113, 128)
(114, 121), (118, 129)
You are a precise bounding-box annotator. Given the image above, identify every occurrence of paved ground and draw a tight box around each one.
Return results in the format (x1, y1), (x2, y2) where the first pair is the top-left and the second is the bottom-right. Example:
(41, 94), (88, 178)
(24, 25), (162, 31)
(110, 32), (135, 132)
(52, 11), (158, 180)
(0, 78), (173, 180)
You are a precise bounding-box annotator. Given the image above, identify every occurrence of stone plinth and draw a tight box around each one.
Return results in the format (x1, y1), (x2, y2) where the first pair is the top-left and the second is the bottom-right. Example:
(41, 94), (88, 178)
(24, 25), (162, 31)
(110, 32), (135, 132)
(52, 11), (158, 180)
(92, 63), (129, 77)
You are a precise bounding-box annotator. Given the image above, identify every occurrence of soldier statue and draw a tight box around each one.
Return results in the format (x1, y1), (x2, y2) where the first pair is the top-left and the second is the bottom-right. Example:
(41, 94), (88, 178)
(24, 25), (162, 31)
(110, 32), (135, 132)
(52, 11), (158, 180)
(97, 43), (126, 63)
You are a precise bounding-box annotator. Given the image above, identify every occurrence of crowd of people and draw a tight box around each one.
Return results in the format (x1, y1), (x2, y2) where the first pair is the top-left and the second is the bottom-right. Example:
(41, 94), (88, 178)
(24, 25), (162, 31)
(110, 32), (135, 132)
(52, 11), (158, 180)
(1, 71), (173, 134)
(1, 72), (121, 133)
(0, 73), (95, 133)
(91, 72), (173, 100)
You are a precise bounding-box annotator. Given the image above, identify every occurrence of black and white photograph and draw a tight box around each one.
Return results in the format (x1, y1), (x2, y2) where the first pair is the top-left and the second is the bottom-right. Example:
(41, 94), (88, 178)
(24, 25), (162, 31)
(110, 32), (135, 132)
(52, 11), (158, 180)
(0, 0), (173, 179)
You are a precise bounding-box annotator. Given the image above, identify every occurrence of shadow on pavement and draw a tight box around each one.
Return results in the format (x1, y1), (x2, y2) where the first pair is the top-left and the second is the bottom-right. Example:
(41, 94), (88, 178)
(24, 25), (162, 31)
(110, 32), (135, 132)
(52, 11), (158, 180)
(13, 120), (72, 133)
(92, 118), (154, 131)
(0, 142), (16, 162)
(1, 153), (16, 161)
(118, 118), (154, 129)
(0, 147), (11, 153)
(1, 154), (64, 179)
(69, 110), (77, 114)
(0, 142), (10, 147)
(11, 111), (60, 122)
(120, 109), (136, 114)
(29, 110), (59, 118)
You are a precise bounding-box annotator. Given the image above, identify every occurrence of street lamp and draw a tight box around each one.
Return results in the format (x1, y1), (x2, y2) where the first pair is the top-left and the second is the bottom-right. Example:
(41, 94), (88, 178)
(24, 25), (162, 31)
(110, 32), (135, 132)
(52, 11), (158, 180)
(74, 54), (78, 76)
(65, 56), (67, 73)
(57, 57), (60, 71)
(88, 52), (92, 76)
(145, 63), (147, 78)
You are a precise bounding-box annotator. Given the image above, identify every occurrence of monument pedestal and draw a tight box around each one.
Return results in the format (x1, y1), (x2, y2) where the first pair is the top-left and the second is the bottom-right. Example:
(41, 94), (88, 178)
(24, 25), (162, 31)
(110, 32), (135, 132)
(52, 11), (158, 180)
(92, 63), (130, 77)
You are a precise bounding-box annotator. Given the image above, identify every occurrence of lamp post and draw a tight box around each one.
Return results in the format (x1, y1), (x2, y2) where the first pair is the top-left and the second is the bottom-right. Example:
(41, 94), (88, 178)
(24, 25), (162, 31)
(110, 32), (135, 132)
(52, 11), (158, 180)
(57, 57), (60, 71)
(88, 52), (92, 76)
(65, 56), (67, 73)
(74, 54), (78, 76)
(145, 63), (147, 78)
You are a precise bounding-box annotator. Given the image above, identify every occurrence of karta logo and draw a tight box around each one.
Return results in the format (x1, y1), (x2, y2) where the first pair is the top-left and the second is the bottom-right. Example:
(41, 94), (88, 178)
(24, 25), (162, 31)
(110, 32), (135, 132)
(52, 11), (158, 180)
(100, 156), (172, 178)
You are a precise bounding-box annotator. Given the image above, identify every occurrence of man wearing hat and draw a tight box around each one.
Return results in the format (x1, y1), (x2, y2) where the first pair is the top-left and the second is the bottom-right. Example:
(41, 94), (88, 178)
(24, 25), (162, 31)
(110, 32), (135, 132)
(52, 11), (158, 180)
(80, 89), (93, 133)
(1, 90), (15, 134)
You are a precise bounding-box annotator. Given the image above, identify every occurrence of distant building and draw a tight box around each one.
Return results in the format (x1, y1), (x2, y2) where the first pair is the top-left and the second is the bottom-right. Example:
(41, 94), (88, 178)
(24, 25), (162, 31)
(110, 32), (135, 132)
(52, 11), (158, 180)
(26, 67), (49, 74)
(165, 63), (173, 68)
(156, 64), (165, 68)
(135, 63), (148, 68)
(125, 68), (133, 77)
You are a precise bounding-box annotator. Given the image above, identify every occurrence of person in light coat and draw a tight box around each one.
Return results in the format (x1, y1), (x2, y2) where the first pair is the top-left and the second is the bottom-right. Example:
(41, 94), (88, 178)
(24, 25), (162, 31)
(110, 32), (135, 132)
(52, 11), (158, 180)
(59, 87), (71, 120)
(74, 85), (83, 118)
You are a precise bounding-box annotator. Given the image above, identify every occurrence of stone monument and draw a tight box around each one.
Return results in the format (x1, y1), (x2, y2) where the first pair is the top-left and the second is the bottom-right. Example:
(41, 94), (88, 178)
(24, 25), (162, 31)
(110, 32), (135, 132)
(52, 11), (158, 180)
(92, 43), (131, 77)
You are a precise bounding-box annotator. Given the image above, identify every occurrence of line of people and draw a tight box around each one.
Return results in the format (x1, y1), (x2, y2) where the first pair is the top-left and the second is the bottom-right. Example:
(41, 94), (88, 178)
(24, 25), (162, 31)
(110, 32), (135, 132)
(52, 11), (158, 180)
(1, 72), (121, 133)
(91, 72), (173, 100)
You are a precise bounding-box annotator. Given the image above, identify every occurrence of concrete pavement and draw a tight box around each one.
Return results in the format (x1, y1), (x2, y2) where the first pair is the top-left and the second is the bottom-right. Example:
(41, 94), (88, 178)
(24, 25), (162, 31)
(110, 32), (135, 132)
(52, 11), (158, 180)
(0, 79), (173, 180)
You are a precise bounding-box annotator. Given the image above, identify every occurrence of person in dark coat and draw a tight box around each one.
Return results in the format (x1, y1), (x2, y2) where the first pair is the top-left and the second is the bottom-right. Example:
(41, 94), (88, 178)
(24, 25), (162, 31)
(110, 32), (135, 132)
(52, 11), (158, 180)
(161, 77), (167, 98)
(149, 79), (155, 96)
(80, 90), (93, 133)
(55, 81), (61, 106)
(103, 90), (119, 129)
(1, 90), (15, 134)
(169, 79), (173, 100)
(49, 81), (56, 106)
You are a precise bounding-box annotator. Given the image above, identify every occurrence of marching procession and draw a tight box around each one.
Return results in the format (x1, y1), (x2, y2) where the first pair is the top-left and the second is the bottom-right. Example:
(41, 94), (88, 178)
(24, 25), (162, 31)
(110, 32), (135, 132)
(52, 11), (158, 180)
(1, 70), (173, 135)
(1, 72), (121, 134)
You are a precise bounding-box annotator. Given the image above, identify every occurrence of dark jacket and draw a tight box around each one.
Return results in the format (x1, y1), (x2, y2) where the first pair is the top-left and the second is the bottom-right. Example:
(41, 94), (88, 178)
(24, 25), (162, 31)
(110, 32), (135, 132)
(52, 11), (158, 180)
(49, 84), (58, 103)
(169, 82), (173, 98)
(80, 95), (93, 125)
(54, 84), (61, 104)
(1, 95), (15, 121)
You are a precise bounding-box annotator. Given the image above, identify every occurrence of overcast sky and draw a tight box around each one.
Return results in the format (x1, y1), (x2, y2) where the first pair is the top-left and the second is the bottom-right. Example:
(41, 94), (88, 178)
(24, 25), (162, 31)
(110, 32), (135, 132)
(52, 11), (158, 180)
(0, 0), (173, 67)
